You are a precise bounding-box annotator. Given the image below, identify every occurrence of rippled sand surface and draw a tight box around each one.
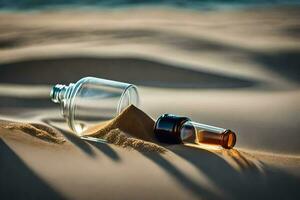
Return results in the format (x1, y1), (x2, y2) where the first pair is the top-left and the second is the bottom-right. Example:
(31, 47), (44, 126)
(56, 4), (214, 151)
(0, 6), (300, 199)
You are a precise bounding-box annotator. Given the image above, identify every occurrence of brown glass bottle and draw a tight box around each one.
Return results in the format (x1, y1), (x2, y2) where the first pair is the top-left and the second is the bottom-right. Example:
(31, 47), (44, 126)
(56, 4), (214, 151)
(180, 121), (236, 149)
(154, 114), (237, 149)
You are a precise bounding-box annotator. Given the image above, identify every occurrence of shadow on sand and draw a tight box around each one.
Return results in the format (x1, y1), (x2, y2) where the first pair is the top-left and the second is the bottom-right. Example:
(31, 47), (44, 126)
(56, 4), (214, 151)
(1, 121), (300, 200)
(0, 139), (65, 200)
(140, 144), (300, 200)
(0, 57), (255, 89)
(41, 117), (121, 162)
(0, 56), (257, 109)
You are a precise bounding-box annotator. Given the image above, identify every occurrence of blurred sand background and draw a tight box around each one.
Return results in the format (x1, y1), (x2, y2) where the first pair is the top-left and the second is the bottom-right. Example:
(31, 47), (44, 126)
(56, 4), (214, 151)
(0, 5), (300, 200)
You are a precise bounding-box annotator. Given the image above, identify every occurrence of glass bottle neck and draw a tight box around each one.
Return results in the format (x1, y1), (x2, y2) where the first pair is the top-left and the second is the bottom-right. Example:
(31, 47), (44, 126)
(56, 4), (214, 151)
(50, 83), (74, 103)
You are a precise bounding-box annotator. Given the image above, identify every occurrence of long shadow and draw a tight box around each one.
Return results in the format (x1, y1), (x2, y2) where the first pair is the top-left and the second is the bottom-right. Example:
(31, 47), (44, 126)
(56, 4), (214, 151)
(160, 32), (300, 84)
(0, 54), (258, 109)
(0, 57), (255, 89)
(84, 139), (121, 162)
(254, 50), (300, 83)
(1, 116), (98, 158)
(0, 24), (299, 84)
(0, 96), (54, 108)
(141, 151), (222, 200)
(41, 117), (120, 161)
(0, 139), (65, 200)
(50, 126), (97, 157)
(168, 145), (300, 200)
(39, 117), (97, 158)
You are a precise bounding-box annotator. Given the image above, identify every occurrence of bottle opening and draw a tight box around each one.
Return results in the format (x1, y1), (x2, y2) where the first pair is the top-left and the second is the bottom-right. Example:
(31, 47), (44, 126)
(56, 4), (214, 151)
(117, 85), (139, 114)
(222, 130), (236, 149)
(50, 84), (66, 103)
(180, 120), (237, 149)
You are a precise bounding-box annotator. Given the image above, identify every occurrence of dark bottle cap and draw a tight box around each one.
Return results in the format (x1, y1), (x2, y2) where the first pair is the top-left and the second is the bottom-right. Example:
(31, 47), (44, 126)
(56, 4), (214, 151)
(154, 114), (190, 144)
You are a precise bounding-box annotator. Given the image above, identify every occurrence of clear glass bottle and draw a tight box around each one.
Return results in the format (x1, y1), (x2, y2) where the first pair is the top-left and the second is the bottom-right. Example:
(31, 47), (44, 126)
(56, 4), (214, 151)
(50, 77), (139, 135)
(154, 114), (236, 149)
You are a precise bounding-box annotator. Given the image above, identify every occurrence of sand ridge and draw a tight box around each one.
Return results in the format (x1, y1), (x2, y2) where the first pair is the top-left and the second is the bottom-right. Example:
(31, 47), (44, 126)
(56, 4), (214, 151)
(84, 105), (166, 153)
(0, 120), (65, 144)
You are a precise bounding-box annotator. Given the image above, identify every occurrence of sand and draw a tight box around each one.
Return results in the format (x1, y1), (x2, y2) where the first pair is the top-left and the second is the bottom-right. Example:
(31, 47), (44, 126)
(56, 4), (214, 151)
(0, 120), (65, 144)
(89, 128), (166, 153)
(85, 105), (155, 142)
(0, 6), (300, 200)
(0, 105), (166, 152)
(84, 105), (166, 153)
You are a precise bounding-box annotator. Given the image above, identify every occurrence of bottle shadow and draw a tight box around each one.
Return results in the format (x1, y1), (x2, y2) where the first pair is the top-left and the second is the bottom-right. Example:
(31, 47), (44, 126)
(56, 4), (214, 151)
(83, 137), (121, 162)
(41, 117), (120, 162)
(0, 139), (64, 200)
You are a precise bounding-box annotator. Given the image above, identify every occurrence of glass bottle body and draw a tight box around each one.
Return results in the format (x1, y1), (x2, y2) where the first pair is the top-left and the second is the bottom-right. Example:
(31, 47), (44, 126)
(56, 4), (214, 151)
(51, 77), (139, 135)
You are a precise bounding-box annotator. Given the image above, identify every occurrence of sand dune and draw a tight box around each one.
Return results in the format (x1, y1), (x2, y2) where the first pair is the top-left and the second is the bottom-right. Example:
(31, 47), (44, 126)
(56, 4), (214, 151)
(0, 6), (300, 200)
(1, 127), (300, 200)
